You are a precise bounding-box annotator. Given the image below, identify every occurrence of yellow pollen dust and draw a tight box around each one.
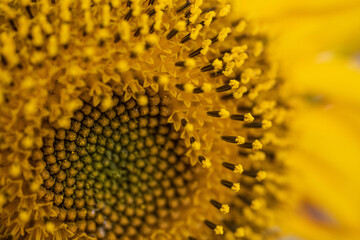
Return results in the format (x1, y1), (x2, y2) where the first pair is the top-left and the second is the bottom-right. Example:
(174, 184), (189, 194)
(234, 164), (244, 174)
(214, 225), (224, 235)
(184, 83), (195, 93)
(232, 45), (248, 54)
(244, 113), (255, 123)
(212, 59), (223, 70)
(218, 27), (231, 42)
(9, 164), (21, 177)
(229, 79), (240, 90)
(30, 182), (40, 192)
(45, 222), (56, 233)
(21, 136), (33, 149)
(231, 183), (241, 192)
(256, 171), (267, 182)
(192, 141), (201, 151)
(262, 120), (273, 129)
(115, 60), (130, 73)
(233, 86), (248, 99)
(219, 108), (230, 118)
(204, 11), (216, 27)
(219, 4), (231, 17)
(190, 24), (203, 40)
(200, 39), (212, 55)
(100, 97), (113, 111)
(137, 95), (148, 106)
(241, 68), (255, 84)
(18, 210), (29, 223)
(184, 58), (196, 69)
(146, 34), (160, 45)
(223, 61), (235, 76)
(201, 83), (213, 93)
(220, 204), (230, 214)
(235, 136), (245, 145)
(201, 158), (212, 168)
(158, 75), (169, 85)
(223, 53), (233, 63)
(235, 20), (247, 33)
(252, 140), (263, 150)
(235, 227), (246, 237)
(175, 20), (187, 31)
(185, 123), (194, 132)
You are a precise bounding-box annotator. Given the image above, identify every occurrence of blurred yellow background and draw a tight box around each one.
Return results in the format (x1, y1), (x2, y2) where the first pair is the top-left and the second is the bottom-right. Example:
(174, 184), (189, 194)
(232, 0), (360, 239)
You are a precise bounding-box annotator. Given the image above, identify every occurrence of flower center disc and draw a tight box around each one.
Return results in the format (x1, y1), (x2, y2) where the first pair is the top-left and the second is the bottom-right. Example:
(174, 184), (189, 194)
(39, 92), (194, 239)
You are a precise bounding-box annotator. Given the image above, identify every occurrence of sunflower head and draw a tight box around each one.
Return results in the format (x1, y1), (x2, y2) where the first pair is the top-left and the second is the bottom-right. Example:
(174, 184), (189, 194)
(0, 0), (290, 239)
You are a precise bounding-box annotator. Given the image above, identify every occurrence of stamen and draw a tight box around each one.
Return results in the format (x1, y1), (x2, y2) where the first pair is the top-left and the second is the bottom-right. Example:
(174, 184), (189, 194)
(211, 34), (219, 43)
(212, 59), (223, 71)
(181, 33), (191, 43)
(204, 220), (224, 235)
(175, 83), (213, 94)
(244, 120), (272, 129)
(147, 9), (156, 17)
(200, 64), (215, 72)
(175, 59), (196, 69)
(181, 119), (188, 127)
(215, 84), (231, 92)
(177, 1), (191, 13)
(134, 28), (141, 37)
(206, 109), (230, 118)
(189, 47), (203, 58)
(210, 199), (230, 214)
(221, 136), (245, 145)
(243, 170), (267, 182)
(167, 29), (179, 40)
(230, 113), (254, 122)
(124, 10), (132, 21)
(175, 84), (185, 91)
(192, 87), (204, 93)
(239, 140), (262, 150)
(210, 71), (223, 77)
(222, 162), (243, 174)
(9, 19), (17, 31)
(175, 61), (186, 67)
(191, 137), (201, 150)
(203, 11), (216, 27)
(221, 180), (240, 192)
(26, 6), (33, 19)
(198, 155), (211, 168)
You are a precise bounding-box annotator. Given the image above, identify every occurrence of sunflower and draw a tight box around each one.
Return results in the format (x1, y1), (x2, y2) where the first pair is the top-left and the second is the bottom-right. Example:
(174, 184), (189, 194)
(6, 0), (356, 239)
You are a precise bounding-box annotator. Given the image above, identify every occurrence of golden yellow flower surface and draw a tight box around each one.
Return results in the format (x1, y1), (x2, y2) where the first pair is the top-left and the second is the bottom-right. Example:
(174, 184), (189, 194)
(0, 0), (291, 239)
(233, 1), (360, 239)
